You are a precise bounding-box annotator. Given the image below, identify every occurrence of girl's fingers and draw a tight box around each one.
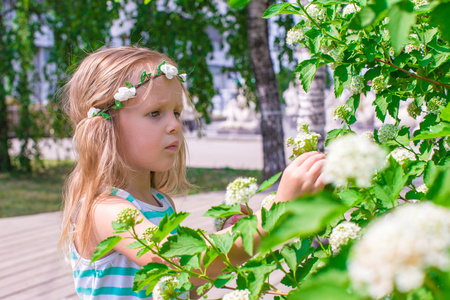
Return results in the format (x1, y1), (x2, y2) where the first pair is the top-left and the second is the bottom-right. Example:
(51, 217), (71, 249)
(306, 157), (325, 180)
(292, 151), (323, 167)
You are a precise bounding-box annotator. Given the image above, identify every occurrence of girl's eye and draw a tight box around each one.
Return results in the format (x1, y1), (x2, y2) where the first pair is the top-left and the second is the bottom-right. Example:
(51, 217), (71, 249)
(150, 111), (160, 118)
(174, 111), (181, 119)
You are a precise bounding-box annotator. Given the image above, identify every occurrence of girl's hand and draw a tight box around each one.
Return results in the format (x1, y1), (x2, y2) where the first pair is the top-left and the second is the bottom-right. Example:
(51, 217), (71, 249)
(275, 151), (326, 203)
(222, 204), (251, 229)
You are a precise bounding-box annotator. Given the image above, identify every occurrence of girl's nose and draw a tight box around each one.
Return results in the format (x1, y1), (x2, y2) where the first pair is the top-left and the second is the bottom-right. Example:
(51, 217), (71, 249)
(168, 115), (181, 134)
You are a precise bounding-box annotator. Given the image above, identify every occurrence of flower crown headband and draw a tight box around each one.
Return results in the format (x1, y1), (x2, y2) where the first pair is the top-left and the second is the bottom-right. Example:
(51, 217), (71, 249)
(87, 61), (187, 119)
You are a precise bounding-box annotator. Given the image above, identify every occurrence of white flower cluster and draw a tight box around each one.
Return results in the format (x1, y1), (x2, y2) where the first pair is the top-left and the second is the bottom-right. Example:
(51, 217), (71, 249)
(323, 134), (387, 187)
(87, 107), (101, 118)
(348, 202), (450, 299)
(333, 104), (352, 121)
(342, 4), (360, 16)
(349, 75), (364, 95)
(224, 177), (258, 206)
(330, 50), (344, 69)
(152, 276), (179, 300)
(306, 4), (326, 21)
(389, 147), (416, 165)
(412, 0), (429, 9)
(286, 27), (308, 45)
(416, 184), (428, 194)
(223, 289), (251, 300)
(261, 194), (276, 209)
(329, 221), (361, 252)
(378, 124), (398, 143)
(361, 131), (375, 142)
(371, 75), (387, 94)
(404, 34), (424, 54)
(114, 87), (137, 102)
(285, 123), (320, 158)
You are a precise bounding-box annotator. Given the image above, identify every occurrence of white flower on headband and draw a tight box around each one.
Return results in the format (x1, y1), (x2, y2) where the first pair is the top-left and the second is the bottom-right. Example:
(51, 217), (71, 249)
(179, 73), (187, 82)
(114, 87), (136, 102)
(160, 64), (178, 79)
(87, 107), (101, 118)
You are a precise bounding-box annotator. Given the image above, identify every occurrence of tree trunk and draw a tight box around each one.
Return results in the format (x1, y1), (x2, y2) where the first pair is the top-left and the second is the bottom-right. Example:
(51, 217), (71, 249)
(247, 0), (286, 179)
(0, 12), (12, 172)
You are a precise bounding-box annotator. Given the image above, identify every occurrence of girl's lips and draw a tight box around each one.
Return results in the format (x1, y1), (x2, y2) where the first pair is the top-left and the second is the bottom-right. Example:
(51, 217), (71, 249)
(166, 141), (179, 151)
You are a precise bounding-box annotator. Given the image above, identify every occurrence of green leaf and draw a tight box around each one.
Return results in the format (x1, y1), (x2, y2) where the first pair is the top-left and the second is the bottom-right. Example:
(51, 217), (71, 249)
(288, 269), (358, 300)
(374, 94), (390, 122)
(133, 263), (172, 293)
(260, 192), (347, 253)
(427, 167), (450, 207)
(90, 236), (122, 264)
(333, 65), (352, 98)
(143, 0), (153, 4)
(209, 232), (236, 254)
(233, 215), (258, 256)
(136, 247), (150, 259)
(348, 6), (377, 30)
(124, 241), (145, 250)
(140, 71), (147, 82)
(202, 247), (219, 270)
(440, 104), (450, 123)
(214, 273), (235, 288)
(262, 3), (301, 18)
(241, 262), (277, 296)
(295, 58), (319, 93)
(411, 123), (450, 140)
(386, 1), (416, 53)
(257, 172), (281, 193)
(261, 201), (287, 232)
(228, 0), (252, 9)
(337, 189), (363, 206)
(281, 246), (298, 272)
(325, 129), (349, 147)
(153, 212), (189, 243)
(160, 227), (207, 257)
(125, 81), (133, 88)
(306, 29), (323, 54)
(430, 3), (450, 44)
(203, 203), (242, 218)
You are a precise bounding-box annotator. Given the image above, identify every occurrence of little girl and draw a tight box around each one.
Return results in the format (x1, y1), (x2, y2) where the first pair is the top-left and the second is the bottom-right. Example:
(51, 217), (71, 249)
(59, 46), (325, 299)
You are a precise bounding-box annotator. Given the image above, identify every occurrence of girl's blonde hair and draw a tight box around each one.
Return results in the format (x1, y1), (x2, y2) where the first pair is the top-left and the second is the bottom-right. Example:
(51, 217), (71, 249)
(59, 46), (190, 258)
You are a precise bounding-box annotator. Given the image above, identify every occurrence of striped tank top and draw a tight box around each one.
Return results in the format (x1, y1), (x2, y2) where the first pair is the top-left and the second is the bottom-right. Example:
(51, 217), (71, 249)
(71, 188), (176, 299)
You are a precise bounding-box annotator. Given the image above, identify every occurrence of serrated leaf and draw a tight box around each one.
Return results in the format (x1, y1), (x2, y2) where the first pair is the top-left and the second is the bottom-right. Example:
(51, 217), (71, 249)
(262, 3), (301, 18)
(228, 0), (252, 9)
(430, 2), (450, 44)
(295, 58), (319, 93)
(203, 203), (241, 218)
(124, 241), (145, 250)
(233, 215), (258, 256)
(214, 273), (235, 288)
(257, 172), (281, 193)
(281, 246), (297, 272)
(136, 247), (150, 259)
(261, 201), (287, 232)
(386, 1), (416, 53)
(160, 227), (207, 257)
(337, 189), (363, 206)
(90, 236), (122, 264)
(202, 247), (219, 270)
(260, 192), (347, 253)
(133, 263), (172, 293)
(153, 212), (189, 243)
(411, 123), (450, 140)
(209, 232), (235, 254)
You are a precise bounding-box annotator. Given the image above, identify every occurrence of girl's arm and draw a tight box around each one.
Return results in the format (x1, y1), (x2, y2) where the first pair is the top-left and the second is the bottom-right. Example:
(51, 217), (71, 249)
(90, 151), (325, 278)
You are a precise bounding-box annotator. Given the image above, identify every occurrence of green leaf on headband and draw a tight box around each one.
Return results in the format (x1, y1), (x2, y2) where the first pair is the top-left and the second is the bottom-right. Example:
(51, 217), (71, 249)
(140, 71), (147, 82)
(101, 112), (111, 120)
(156, 61), (165, 76)
(125, 81), (133, 88)
(113, 100), (123, 109)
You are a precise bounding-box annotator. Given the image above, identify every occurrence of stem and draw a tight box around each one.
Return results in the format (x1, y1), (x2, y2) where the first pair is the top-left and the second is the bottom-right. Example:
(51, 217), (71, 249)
(198, 231), (239, 273)
(373, 57), (450, 89)
(130, 227), (214, 282)
(315, 235), (331, 256)
(223, 285), (289, 296)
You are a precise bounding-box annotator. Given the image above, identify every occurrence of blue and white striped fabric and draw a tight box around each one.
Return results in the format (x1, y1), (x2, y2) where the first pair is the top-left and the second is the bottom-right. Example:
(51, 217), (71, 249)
(71, 188), (175, 299)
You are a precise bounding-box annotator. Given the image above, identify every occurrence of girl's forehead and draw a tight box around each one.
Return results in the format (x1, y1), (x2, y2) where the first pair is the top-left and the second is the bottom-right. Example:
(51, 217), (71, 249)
(133, 76), (184, 107)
